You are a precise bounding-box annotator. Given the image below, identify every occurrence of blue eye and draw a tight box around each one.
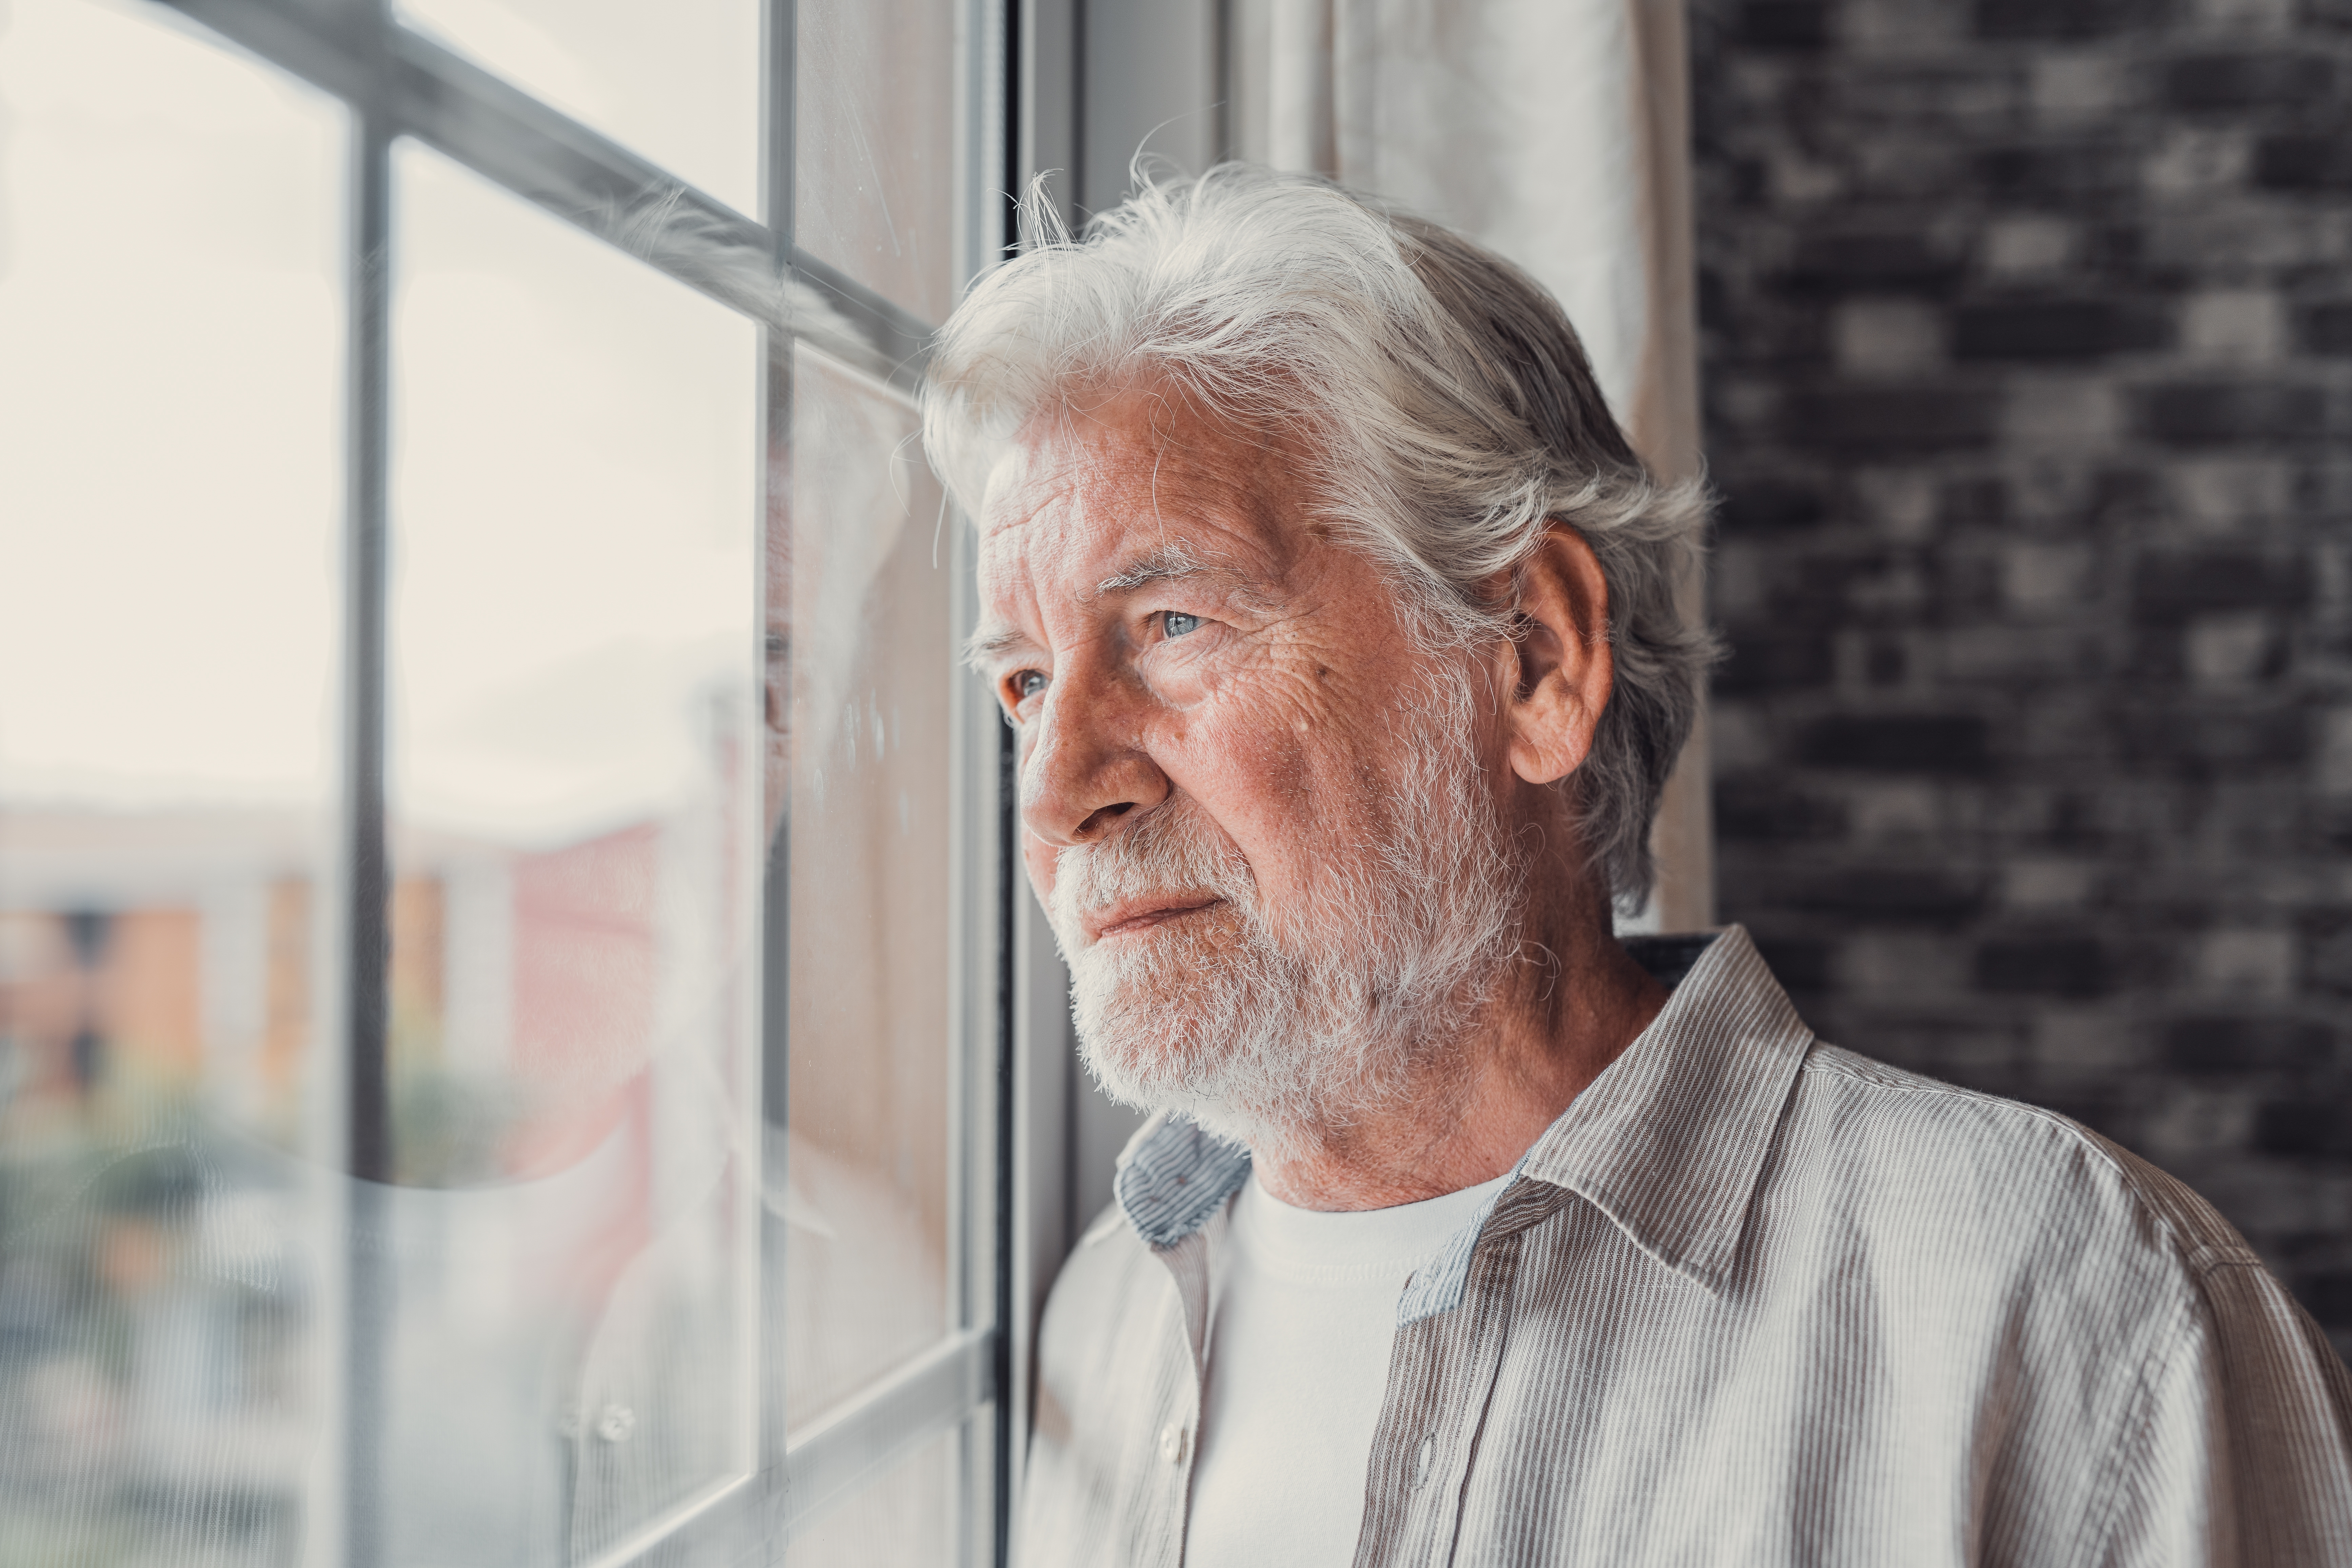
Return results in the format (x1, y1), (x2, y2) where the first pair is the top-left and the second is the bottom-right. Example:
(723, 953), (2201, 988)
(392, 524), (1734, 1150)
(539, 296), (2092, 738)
(1010, 670), (1047, 701)
(1162, 611), (1203, 639)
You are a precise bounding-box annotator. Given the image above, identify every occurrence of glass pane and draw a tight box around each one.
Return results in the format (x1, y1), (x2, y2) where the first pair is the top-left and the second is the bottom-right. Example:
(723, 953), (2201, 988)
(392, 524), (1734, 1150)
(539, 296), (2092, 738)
(786, 1420), (975, 1566)
(797, 0), (958, 323)
(778, 348), (959, 1426)
(0, 0), (345, 1563)
(384, 140), (762, 1565)
(395, 0), (762, 219)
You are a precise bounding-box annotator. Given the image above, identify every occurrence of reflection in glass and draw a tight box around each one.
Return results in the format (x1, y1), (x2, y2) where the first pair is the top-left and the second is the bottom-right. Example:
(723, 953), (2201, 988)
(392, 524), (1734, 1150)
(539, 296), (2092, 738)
(4, 0), (996, 1555)
(779, 346), (961, 1428)
(796, 0), (959, 322)
(787, 1420), (976, 1564)
(384, 141), (761, 1563)
(395, 0), (762, 219)
(0, 1), (344, 1562)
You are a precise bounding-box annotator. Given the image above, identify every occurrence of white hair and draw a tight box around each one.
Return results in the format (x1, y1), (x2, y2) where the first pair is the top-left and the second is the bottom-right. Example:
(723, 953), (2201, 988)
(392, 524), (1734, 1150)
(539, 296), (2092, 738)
(923, 163), (1718, 909)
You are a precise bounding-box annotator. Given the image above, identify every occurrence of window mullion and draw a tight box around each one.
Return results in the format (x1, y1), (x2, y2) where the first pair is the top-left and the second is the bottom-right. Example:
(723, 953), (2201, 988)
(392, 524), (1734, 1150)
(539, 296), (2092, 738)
(758, 0), (796, 1519)
(779, 1326), (1000, 1540)
(767, 0), (795, 247)
(340, 18), (395, 1568)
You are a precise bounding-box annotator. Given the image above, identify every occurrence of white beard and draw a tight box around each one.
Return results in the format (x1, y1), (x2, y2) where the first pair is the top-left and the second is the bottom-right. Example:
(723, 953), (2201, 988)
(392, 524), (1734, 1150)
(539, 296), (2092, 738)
(1046, 666), (1528, 1160)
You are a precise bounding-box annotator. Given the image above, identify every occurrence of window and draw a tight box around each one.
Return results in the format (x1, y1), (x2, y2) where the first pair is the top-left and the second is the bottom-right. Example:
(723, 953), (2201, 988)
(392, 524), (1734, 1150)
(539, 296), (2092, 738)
(0, 0), (1010, 1562)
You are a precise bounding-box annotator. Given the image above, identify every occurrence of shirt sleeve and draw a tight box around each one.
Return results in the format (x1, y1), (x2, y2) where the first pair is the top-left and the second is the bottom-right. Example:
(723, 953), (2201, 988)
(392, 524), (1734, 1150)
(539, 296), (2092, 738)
(2097, 1261), (2352, 1567)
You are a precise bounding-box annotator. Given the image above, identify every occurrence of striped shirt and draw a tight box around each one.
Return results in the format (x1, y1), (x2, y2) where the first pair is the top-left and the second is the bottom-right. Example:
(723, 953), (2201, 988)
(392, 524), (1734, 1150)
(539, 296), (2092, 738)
(1017, 925), (2352, 1566)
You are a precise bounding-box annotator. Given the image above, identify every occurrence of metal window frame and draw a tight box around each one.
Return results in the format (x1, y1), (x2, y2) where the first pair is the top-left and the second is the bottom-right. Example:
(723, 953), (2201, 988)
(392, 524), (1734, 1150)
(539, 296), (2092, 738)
(167, 0), (938, 391)
(997, 6), (1231, 1541)
(134, 0), (1017, 1560)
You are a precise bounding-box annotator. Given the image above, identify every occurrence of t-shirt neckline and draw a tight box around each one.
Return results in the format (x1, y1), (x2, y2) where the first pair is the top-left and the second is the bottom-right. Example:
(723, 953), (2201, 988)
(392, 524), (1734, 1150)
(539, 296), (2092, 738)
(1228, 1169), (1513, 1285)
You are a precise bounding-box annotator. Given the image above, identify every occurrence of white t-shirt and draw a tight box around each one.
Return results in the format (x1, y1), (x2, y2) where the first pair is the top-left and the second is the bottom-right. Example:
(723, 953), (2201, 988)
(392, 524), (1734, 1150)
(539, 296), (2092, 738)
(1186, 1169), (1512, 1568)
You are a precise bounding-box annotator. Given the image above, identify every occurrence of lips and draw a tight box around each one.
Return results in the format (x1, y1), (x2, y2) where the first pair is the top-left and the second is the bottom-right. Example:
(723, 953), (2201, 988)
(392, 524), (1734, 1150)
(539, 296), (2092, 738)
(1085, 895), (1222, 944)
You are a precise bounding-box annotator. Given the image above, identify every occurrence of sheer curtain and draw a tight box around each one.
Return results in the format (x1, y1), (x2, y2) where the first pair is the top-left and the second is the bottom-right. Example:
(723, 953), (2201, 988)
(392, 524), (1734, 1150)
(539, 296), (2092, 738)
(1226, 0), (1714, 932)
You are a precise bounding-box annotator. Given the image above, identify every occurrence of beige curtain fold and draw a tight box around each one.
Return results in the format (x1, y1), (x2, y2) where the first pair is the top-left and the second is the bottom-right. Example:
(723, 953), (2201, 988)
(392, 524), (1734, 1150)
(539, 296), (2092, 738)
(1228, 0), (1714, 931)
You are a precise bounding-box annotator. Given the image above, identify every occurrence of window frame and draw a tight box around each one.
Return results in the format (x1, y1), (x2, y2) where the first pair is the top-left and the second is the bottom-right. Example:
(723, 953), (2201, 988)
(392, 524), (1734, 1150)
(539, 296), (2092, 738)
(998, 0), (1232, 1531)
(129, 0), (1016, 1560)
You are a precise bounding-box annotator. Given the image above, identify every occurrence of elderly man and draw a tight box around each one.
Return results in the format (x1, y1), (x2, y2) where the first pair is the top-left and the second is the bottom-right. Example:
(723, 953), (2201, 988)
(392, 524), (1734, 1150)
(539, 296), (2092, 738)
(923, 166), (2352, 1567)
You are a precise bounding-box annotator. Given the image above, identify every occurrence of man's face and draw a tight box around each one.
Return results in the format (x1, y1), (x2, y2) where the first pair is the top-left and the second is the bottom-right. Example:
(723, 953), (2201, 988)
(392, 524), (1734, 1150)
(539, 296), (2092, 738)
(973, 385), (1526, 1140)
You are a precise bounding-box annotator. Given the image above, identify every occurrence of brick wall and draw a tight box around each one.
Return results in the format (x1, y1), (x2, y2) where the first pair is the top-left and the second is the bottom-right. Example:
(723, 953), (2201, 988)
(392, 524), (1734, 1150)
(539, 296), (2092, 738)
(1689, 0), (2352, 1355)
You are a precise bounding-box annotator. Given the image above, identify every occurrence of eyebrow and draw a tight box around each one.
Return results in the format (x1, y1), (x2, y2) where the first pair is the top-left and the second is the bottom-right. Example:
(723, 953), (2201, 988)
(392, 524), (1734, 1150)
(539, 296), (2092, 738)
(1092, 542), (1282, 615)
(1092, 543), (1209, 596)
(962, 621), (1032, 670)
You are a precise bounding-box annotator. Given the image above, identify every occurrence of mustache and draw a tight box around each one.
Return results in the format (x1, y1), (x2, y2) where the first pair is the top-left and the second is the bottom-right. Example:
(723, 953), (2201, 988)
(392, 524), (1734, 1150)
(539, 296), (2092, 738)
(1049, 802), (1256, 944)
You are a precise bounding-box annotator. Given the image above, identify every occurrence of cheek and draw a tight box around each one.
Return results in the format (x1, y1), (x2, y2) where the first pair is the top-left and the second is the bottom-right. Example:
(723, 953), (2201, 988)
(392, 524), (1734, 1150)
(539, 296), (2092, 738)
(1164, 676), (1388, 878)
(1168, 694), (1306, 812)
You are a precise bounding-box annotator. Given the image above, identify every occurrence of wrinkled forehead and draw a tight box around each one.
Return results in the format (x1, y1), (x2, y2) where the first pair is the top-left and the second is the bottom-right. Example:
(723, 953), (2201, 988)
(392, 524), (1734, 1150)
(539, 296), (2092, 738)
(975, 386), (1307, 603)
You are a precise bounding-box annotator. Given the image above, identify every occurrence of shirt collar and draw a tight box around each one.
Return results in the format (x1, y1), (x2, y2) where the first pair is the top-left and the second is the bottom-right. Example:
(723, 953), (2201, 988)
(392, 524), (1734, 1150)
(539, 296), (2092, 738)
(1112, 924), (1814, 1316)
(1113, 1111), (1253, 1249)
(1506, 923), (1814, 1295)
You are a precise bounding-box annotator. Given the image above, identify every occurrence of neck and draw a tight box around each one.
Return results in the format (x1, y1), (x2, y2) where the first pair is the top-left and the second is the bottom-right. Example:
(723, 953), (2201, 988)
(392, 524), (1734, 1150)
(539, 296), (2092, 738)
(1245, 872), (1667, 1213)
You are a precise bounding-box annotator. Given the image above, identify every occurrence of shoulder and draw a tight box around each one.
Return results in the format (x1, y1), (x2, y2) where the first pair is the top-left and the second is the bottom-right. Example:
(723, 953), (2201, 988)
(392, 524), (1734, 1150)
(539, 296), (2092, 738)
(1766, 1047), (2352, 1556)
(1054, 1199), (1156, 1296)
(1771, 1042), (2260, 1292)
(1035, 1200), (1170, 1376)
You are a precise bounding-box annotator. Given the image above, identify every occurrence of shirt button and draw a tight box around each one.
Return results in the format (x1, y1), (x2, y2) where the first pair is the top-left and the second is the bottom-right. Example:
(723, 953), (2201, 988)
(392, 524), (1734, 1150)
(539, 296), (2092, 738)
(1412, 1434), (1435, 1490)
(1158, 1422), (1189, 1466)
(595, 1404), (637, 1443)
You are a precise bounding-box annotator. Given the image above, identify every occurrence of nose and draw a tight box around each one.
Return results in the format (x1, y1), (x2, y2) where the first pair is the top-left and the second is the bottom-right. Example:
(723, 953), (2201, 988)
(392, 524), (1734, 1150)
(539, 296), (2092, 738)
(1018, 671), (1171, 849)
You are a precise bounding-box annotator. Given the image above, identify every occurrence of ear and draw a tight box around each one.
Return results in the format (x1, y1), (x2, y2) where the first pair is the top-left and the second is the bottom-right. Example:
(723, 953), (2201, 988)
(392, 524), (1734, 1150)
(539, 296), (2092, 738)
(1500, 523), (1613, 787)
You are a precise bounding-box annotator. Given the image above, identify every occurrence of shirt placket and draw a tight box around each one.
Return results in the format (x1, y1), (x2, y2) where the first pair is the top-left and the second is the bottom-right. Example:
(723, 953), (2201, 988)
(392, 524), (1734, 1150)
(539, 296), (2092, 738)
(1355, 1190), (1566, 1568)
(1139, 1209), (1225, 1568)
